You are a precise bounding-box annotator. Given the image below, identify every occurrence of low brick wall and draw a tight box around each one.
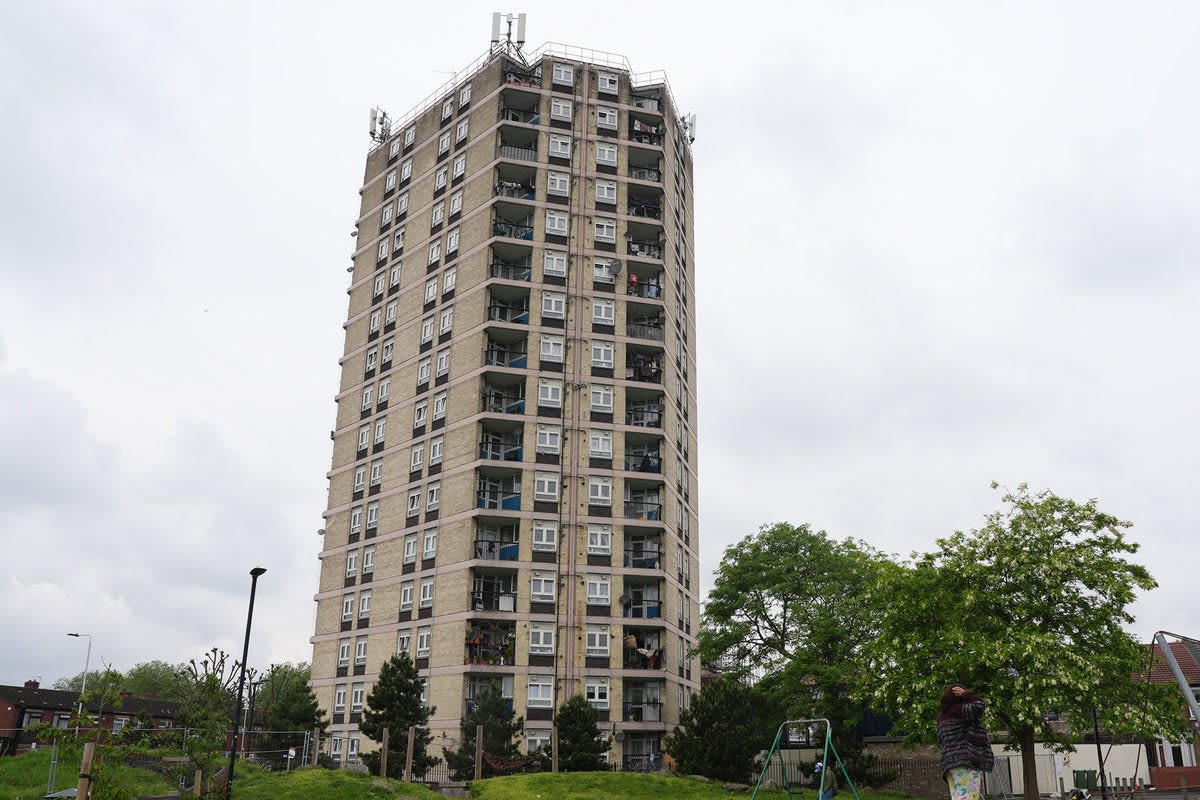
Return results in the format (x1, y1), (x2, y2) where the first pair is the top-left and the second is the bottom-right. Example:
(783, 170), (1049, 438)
(1151, 766), (1200, 790)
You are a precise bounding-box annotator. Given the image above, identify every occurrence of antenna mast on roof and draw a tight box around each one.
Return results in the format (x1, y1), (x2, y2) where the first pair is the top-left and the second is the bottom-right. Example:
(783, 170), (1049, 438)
(490, 12), (527, 63)
(368, 107), (391, 144)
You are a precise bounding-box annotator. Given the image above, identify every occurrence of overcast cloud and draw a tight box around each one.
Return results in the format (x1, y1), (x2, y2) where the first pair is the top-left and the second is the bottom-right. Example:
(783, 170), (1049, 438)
(2, 0), (1198, 685)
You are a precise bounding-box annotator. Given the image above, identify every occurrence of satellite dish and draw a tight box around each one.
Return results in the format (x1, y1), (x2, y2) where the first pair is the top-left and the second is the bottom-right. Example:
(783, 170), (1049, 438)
(618, 594), (631, 606)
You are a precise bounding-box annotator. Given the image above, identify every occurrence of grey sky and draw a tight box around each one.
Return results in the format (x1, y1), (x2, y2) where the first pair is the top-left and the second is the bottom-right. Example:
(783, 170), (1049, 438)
(2, 0), (1197, 685)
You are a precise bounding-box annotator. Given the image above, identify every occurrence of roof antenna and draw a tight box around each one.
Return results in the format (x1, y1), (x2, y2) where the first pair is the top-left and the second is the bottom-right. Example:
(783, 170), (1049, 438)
(491, 12), (527, 60)
(368, 107), (391, 144)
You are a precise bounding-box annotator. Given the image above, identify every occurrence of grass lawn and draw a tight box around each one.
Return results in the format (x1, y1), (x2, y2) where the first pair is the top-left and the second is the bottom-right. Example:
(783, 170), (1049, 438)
(471, 771), (804, 799)
(228, 762), (445, 800)
(0, 746), (177, 800)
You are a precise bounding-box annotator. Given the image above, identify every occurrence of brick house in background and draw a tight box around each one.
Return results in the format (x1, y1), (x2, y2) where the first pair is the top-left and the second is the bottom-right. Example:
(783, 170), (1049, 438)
(1147, 639), (1200, 789)
(0, 679), (180, 755)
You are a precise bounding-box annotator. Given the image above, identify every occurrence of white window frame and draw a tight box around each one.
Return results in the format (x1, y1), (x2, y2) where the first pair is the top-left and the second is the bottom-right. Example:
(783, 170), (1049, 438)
(397, 192), (409, 215)
(534, 471), (559, 502)
(404, 126), (416, 147)
(432, 391), (447, 421)
(423, 528), (438, 558)
(414, 399), (428, 427)
(431, 201), (445, 227)
(531, 571), (556, 603)
(545, 209), (568, 236)
(421, 315), (434, 343)
(429, 435), (444, 465)
(532, 519), (557, 552)
(593, 258), (618, 283)
(338, 639), (350, 668)
(585, 624), (610, 656)
(403, 536), (417, 565)
(552, 63), (574, 85)
(385, 170), (397, 192)
(400, 581), (414, 610)
(417, 356), (431, 384)
(378, 376), (390, 401)
(389, 137), (401, 158)
(593, 298), (615, 325)
(419, 578), (434, 608)
(411, 442), (424, 471)
(435, 166), (448, 190)
(442, 97), (454, 119)
(351, 683), (364, 712)
(528, 675), (553, 708)
(596, 141), (617, 167)
(446, 227), (460, 253)
(595, 178), (617, 203)
(366, 501), (379, 528)
(595, 217), (617, 243)
(393, 227), (406, 251)
(428, 240), (441, 265)
(537, 378), (563, 408)
(542, 290), (566, 319)
(358, 590), (371, 618)
(598, 71), (618, 93)
(342, 594), (354, 622)
(439, 305), (454, 334)
(357, 424), (370, 450)
(334, 684), (347, 712)
(539, 334), (564, 363)
(385, 301), (397, 325)
(435, 348), (450, 377)
(416, 626), (431, 656)
(529, 623), (554, 655)
(425, 482), (440, 512)
(449, 190), (463, 216)
(588, 475), (613, 505)
(547, 171), (570, 196)
(362, 545), (375, 574)
(544, 249), (567, 277)
(597, 107), (619, 130)
(549, 134), (571, 159)
(590, 384), (614, 412)
(535, 423), (561, 455)
(374, 416), (387, 443)
(355, 637), (367, 665)
(443, 266), (457, 293)
(397, 628), (411, 654)
(588, 524), (612, 555)
(401, 159), (413, 181)
(588, 429), (612, 459)
(585, 677), (610, 710)
(345, 550), (358, 577)
(438, 131), (451, 155)
(407, 489), (421, 517)
(353, 466), (366, 493)
(390, 263), (402, 287)
(452, 153), (466, 178)
(586, 573), (611, 605)
(349, 506), (362, 535)
(459, 83), (472, 105)
(591, 339), (614, 368)
(456, 117), (469, 142)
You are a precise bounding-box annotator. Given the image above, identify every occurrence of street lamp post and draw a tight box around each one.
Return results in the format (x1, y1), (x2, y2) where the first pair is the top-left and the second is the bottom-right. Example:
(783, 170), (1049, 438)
(226, 567), (266, 800)
(67, 633), (92, 723)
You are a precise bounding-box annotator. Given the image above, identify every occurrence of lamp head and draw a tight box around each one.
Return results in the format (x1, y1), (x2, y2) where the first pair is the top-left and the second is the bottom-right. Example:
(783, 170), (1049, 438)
(250, 567), (267, 578)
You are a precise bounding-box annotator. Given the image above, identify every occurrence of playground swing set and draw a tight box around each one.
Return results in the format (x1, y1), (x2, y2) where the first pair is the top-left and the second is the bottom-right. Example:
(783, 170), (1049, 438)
(752, 718), (863, 800)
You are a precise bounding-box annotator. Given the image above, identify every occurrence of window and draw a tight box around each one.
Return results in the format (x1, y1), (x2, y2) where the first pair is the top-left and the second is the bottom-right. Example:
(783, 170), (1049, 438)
(416, 626), (431, 657)
(378, 376), (390, 401)
(598, 71), (618, 93)
(400, 581), (414, 610)
(550, 97), (572, 122)
(593, 257), (618, 283)
(428, 240), (441, 265)
(431, 201), (445, 227)
(596, 141), (617, 167)
(585, 624), (610, 656)
(338, 639), (351, 667)
(542, 290), (566, 319)
(349, 506), (363, 535)
(361, 385), (374, 411)
(331, 737), (342, 757)
(449, 190), (463, 216)
(591, 339), (614, 368)
(362, 545), (375, 574)
(351, 683), (364, 712)
(588, 475), (613, 505)
(397, 628), (411, 654)
(552, 62), (573, 85)
(534, 471), (559, 502)
(411, 442), (424, 471)
(459, 83), (472, 105)
(535, 423), (561, 455)
(403, 535), (417, 564)
(585, 677), (610, 709)
(376, 239), (389, 261)
(530, 622), (554, 655)
(590, 384), (614, 412)
(397, 192), (409, 215)
(342, 594), (354, 622)
(592, 298), (615, 326)
(417, 357), (431, 384)
(456, 118), (469, 142)
(443, 266), (457, 293)
(588, 524), (612, 555)
(385, 300), (397, 325)
(407, 489), (421, 517)
(527, 729), (551, 754)
(547, 171), (570, 196)
(369, 458), (383, 486)
(425, 482), (440, 512)
(586, 574), (611, 604)
(435, 166), (448, 190)
(414, 399), (428, 427)
(432, 391), (447, 421)
(394, 227), (406, 251)
(334, 684), (347, 712)
(429, 435), (444, 465)
(452, 153), (466, 179)
(532, 519), (557, 552)
(374, 416), (387, 444)
(423, 527), (438, 558)
(373, 271), (387, 295)
(595, 179), (617, 203)
(540, 334), (564, 363)
(358, 590), (371, 618)
(597, 107), (618, 130)
(442, 97), (454, 119)
(435, 348), (450, 377)
(439, 305), (454, 334)
(595, 218), (616, 243)
(354, 635), (368, 665)
(353, 466), (366, 493)
(404, 126), (416, 147)
(419, 578), (434, 608)
(358, 424), (370, 450)
(401, 159), (413, 181)
(531, 571), (556, 603)
(538, 378), (562, 408)
(366, 501), (379, 529)
(421, 315), (434, 343)
(446, 227), (460, 253)
(346, 550), (358, 577)
(389, 137), (401, 158)
(390, 263), (402, 287)
(544, 249), (567, 277)
(438, 131), (451, 155)
(588, 429), (612, 458)
(545, 209), (568, 236)
(549, 134), (571, 159)
(369, 309), (382, 333)
(385, 170), (397, 192)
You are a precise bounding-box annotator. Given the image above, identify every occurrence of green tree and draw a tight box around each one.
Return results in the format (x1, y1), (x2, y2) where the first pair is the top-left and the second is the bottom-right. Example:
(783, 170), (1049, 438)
(122, 660), (187, 700)
(256, 662), (327, 732)
(173, 648), (247, 784)
(360, 653), (437, 776)
(555, 695), (610, 771)
(665, 676), (780, 783)
(863, 484), (1189, 800)
(53, 671), (88, 692)
(443, 684), (524, 779)
(699, 522), (892, 780)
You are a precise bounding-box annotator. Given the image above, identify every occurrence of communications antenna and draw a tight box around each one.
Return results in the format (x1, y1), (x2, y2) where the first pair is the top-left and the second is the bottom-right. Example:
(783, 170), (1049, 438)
(490, 12), (527, 59)
(368, 107), (391, 144)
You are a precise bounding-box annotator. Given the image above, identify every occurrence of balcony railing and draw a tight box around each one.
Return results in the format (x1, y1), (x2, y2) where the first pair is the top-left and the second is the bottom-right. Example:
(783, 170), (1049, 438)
(474, 539), (520, 560)
(500, 107), (540, 124)
(630, 120), (664, 146)
(623, 701), (663, 722)
(623, 643), (664, 670)
(629, 166), (661, 182)
(484, 346), (528, 368)
(622, 753), (663, 772)
(625, 406), (663, 428)
(488, 303), (529, 323)
(480, 440), (522, 461)
(624, 454), (661, 474)
(626, 357), (663, 383)
(494, 219), (534, 240)
(471, 590), (517, 612)
(481, 391), (525, 414)
(495, 180), (535, 200)
(498, 143), (537, 162)
(478, 490), (521, 510)
(623, 547), (660, 568)
(631, 96), (661, 112)
(626, 277), (663, 299)
(627, 203), (662, 220)
(627, 241), (663, 259)
(490, 261), (532, 281)
(626, 322), (664, 340)
(624, 501), (662, 521)
(622, 598), (662, 619)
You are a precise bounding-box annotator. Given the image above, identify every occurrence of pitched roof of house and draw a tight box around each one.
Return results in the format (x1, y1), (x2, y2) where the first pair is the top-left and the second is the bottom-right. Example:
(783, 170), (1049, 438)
(0, 682), (180, 718)
(1146, 640), (1200, 686)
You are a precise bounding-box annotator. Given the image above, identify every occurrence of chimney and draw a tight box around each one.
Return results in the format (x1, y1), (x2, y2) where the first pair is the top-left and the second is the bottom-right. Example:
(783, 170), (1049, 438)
(24, 680), (39, 689)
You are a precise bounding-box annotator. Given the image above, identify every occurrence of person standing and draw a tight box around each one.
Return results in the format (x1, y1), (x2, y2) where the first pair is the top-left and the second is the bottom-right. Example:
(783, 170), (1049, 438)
(937, 684), (995, 800)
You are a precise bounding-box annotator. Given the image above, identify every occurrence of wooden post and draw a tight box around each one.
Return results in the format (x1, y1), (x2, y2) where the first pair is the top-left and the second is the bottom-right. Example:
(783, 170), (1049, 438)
(551, 725), (559, 773)
(312, 727), (320, 766)
(404, 725), (415, 783)
(76, 741), (95, 800)
(380, 727), (389, 778)
(475, 723), (484, 780)
(194, 769), (202, 797)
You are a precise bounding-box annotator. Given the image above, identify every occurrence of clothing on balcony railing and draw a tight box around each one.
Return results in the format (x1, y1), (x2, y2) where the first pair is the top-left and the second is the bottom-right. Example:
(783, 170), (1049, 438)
(475, 540), (520, 560)
(494, 220), (534, 239)
(494, 180), (535, 199)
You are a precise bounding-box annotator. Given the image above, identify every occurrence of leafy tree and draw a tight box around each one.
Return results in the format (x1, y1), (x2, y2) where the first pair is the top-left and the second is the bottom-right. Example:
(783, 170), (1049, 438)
(443, 684), (524, 779)
(172, 648), (247, 784)
(555, 695), (610, 771)
(665, 676), (781, 783)
(360, 653), (437, 776)
(53, 671), (88, 692)
(256, 662), (327, 732)
(699, 522), (892, 780)
(863, 484), (1190, 800)
(122, 660), (187, 700)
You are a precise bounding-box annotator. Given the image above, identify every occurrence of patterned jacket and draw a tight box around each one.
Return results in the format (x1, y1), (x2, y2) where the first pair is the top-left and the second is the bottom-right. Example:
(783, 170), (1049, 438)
(937, 691), (995, 778)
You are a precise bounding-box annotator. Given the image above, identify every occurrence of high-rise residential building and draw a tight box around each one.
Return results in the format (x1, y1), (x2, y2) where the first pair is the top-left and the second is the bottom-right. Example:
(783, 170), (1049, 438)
(310, 29), (698, 771)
